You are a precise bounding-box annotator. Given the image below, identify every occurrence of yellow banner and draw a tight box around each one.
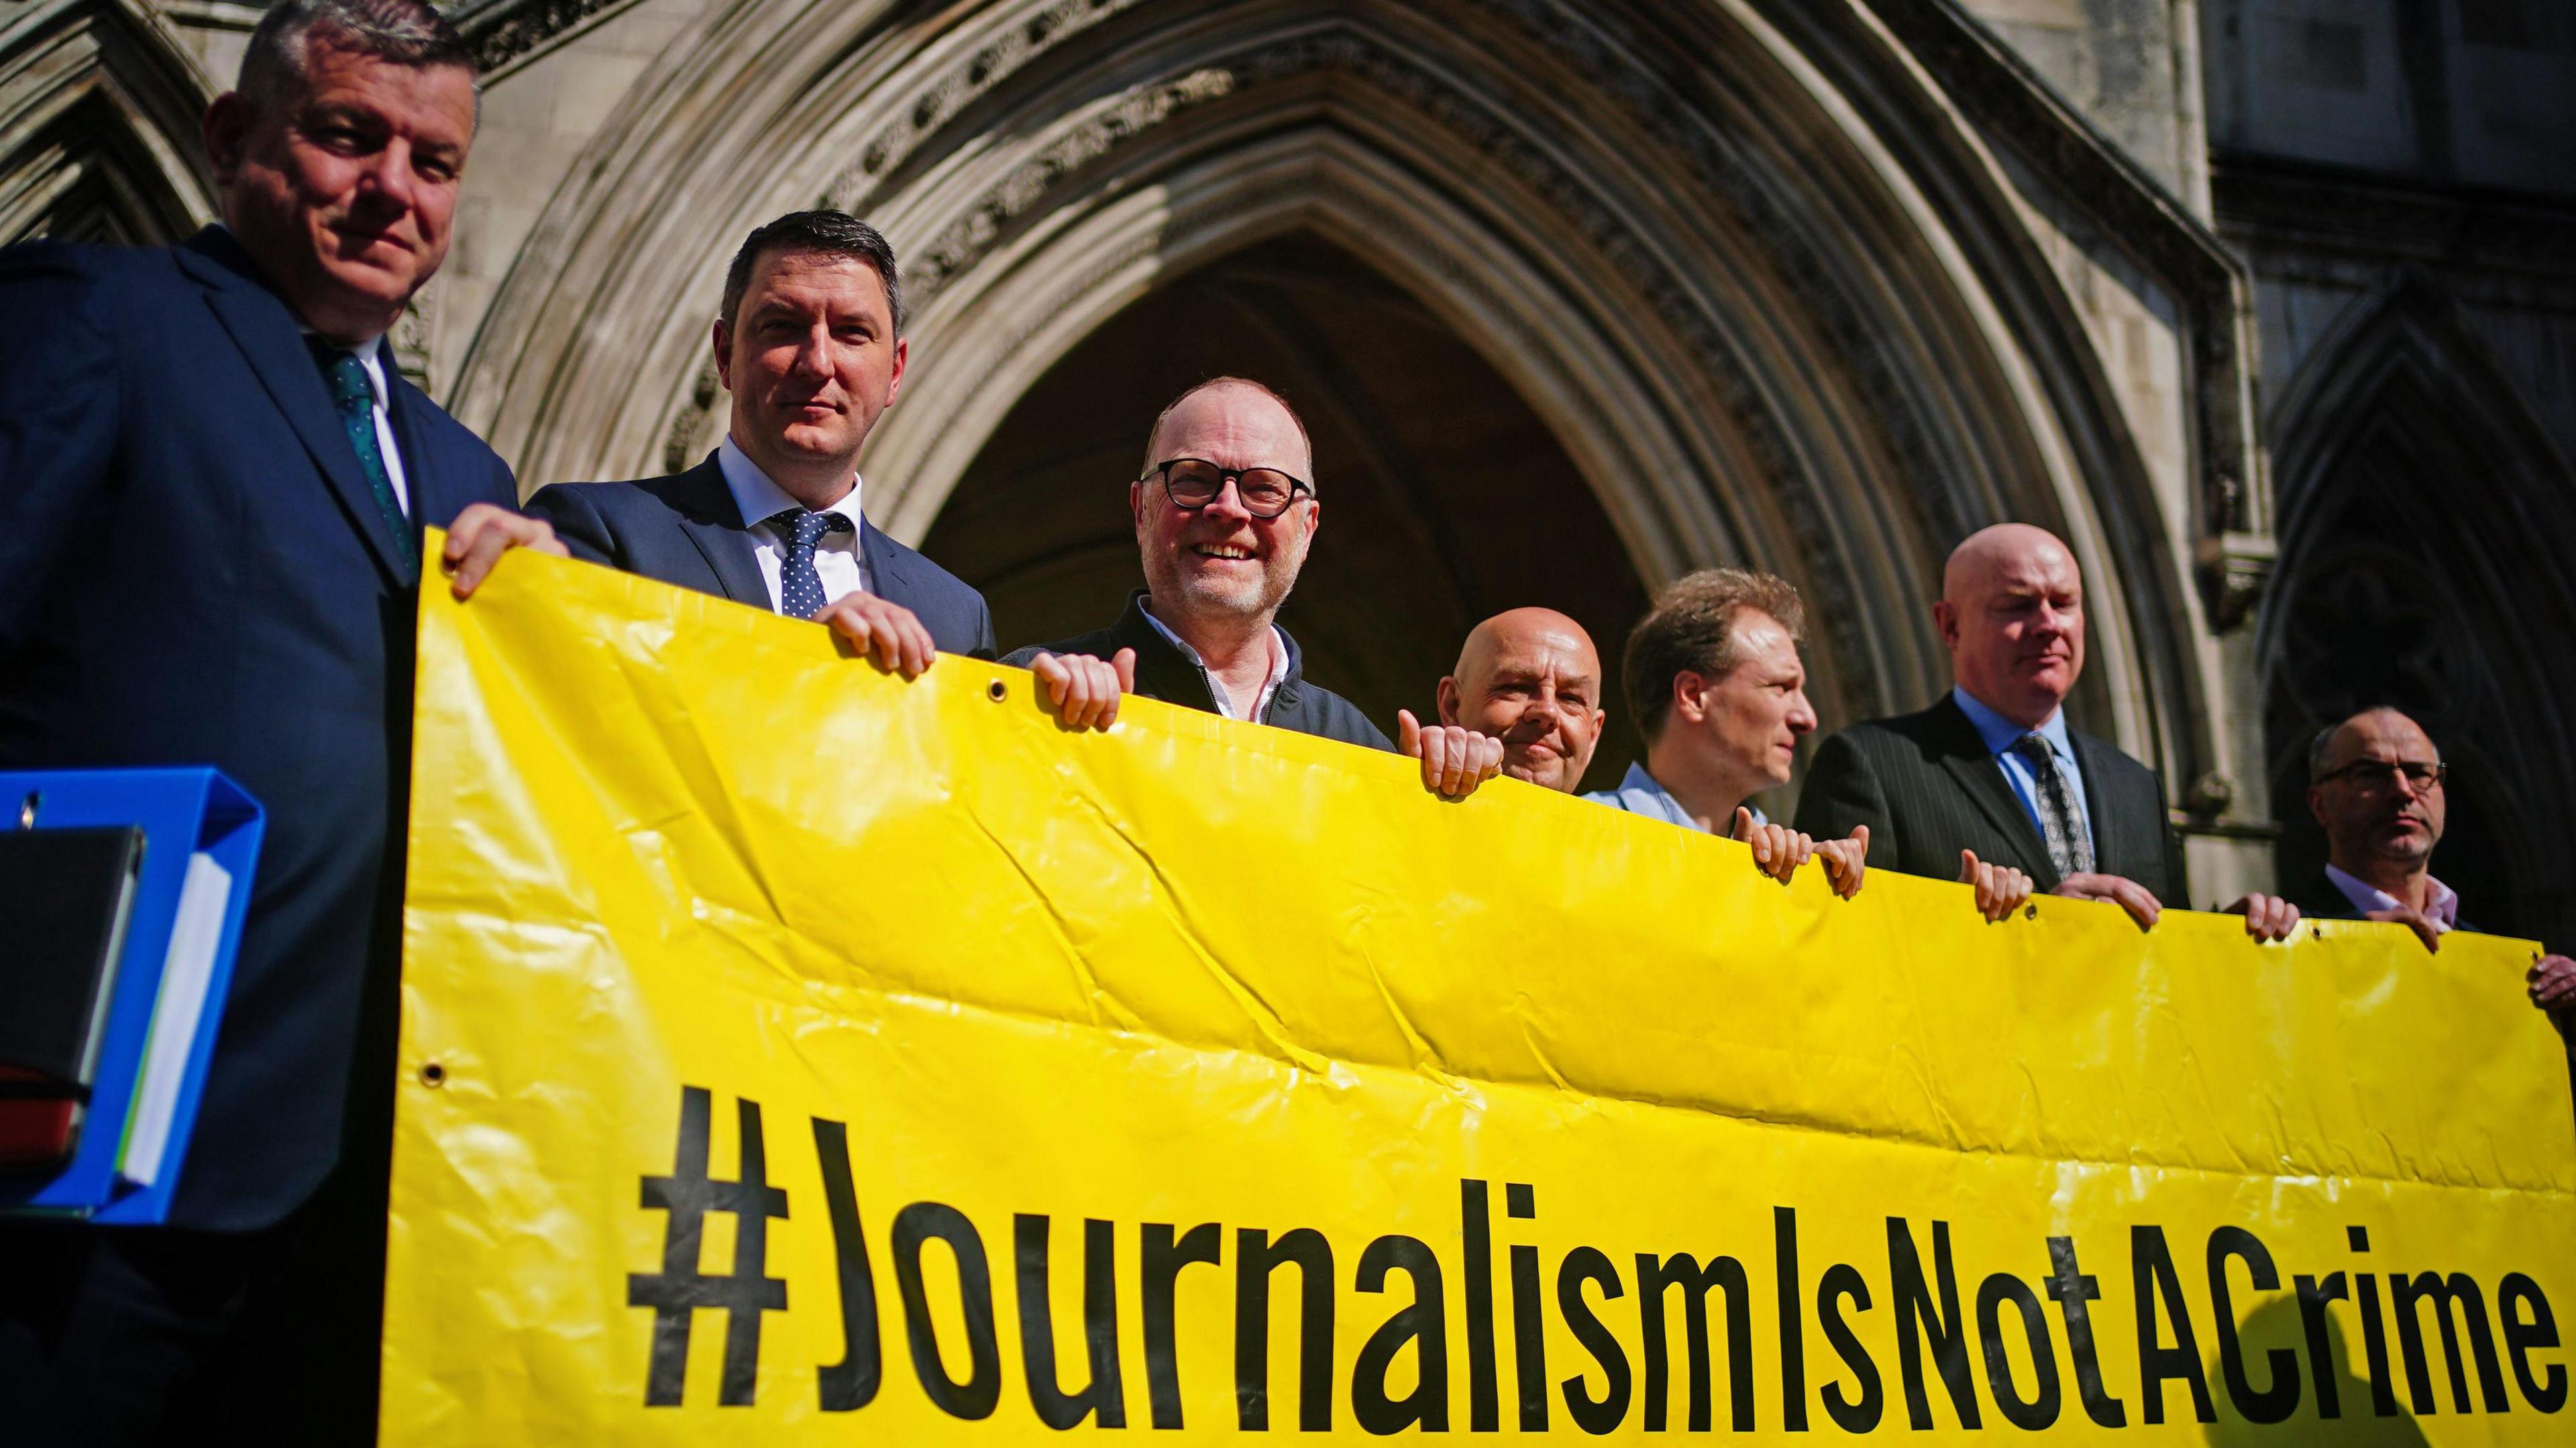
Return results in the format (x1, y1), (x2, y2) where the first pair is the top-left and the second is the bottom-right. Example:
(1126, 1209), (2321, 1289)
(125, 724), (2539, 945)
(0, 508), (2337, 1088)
(386, 543), (2574, 1443)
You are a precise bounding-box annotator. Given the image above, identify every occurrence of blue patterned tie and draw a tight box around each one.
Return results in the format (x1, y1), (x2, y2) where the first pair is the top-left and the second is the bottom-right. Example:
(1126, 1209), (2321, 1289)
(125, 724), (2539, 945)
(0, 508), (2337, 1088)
(2012, 732), (2094, 878)
(764, 508), (855, 619)
(309, 340), (414, 569)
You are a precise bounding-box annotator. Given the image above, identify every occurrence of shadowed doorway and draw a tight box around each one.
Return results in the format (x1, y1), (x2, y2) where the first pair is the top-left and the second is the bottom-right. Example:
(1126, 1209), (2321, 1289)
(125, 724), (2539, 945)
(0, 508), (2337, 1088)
(918, 232), (1651, 791)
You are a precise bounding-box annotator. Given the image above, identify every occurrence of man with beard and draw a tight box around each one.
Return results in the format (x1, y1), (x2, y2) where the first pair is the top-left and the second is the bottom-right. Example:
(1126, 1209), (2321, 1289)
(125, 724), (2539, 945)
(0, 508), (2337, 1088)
(1435, 608), (1609, 794)
(2302, 707), (2575, 1029)
(1796, 523), (2298, 938)
(1004, 377), (1502, 795)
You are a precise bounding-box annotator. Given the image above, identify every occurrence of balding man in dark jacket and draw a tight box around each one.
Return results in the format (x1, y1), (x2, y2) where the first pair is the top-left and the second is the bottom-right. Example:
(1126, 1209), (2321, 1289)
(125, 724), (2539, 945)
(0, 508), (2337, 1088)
(1004, 377), (1503, 796)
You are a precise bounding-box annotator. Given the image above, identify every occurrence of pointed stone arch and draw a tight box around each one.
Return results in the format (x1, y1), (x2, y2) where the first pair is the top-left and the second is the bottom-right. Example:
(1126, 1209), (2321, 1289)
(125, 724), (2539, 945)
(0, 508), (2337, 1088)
(0, 0), (214, 245)
(453, 0), (2254, 793)
(2258, 272), (2576, 938)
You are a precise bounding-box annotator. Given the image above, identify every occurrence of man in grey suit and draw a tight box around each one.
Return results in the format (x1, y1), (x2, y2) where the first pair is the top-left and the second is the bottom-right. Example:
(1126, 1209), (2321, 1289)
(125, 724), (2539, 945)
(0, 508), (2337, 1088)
(1796, 524), (2299, 938)
(529, 211), (1019, 683)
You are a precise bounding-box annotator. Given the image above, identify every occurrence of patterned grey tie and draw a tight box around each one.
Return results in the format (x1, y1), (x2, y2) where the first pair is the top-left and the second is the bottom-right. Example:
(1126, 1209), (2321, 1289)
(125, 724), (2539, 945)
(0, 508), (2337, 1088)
(2011, 732), (2094, 878)
(764, 508), (854, 619)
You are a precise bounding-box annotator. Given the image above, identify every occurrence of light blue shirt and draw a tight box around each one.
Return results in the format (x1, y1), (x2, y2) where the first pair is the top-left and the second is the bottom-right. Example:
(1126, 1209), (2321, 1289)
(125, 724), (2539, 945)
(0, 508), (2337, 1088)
(1582, 761), (1764, 833)
(1952, 686), (2092, 855)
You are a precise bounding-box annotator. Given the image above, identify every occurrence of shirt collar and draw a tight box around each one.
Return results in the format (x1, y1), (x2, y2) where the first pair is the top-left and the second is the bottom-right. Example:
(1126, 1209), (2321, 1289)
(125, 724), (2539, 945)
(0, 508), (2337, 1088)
(294, 326), (388, 406)
(1953, 686), (2073, 764)
(719, 434), (864, 535)
(1611, 761), (1764, 830)
(2324, 862), (2460, 931)
(1138, 604), (1286, 702)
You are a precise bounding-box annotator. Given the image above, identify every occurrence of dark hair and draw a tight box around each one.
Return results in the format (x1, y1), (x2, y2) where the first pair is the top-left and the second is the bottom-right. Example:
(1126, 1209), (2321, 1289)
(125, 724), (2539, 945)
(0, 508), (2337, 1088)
(720, 211), (906, 336)
(1139, 376), (1317, 493)
(1621, 568), (1807, 743)
(238, 0), (476, 113)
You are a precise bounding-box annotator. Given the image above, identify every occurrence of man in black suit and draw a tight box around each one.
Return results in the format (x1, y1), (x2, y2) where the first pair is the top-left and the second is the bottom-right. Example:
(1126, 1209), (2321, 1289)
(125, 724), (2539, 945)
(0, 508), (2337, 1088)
(1002, 377), (1506, 796)
(0, 3), (561, 1440)
(528, 211), (1006, 683)
(1796, 524), (2297, 938)
(2301, 707), (2575, 1031)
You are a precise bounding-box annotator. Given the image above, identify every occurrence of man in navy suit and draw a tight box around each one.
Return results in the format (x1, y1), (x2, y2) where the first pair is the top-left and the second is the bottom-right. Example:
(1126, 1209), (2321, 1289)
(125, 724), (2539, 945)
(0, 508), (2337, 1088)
(0, 2), (559, 1441)
(524, 211), (1137, 718)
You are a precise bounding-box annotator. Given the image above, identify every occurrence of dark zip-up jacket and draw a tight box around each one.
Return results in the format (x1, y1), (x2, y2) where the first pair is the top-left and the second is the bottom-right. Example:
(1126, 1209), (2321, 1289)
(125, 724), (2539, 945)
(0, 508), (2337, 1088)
(1003, 592), (1392, 752)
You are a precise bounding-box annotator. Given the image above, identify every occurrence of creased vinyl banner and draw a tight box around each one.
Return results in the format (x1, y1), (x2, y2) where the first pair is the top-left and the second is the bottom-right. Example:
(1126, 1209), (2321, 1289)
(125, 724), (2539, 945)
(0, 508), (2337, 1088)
(386, 543), (2573, 1445)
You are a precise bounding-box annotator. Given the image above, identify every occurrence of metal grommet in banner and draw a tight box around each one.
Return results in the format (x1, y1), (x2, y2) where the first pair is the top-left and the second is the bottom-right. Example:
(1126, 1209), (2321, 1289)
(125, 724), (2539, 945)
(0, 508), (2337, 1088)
(419, 1062), (447, 1088)
(2023, 903), (2037, 920)
(987, 679), (1008, 702)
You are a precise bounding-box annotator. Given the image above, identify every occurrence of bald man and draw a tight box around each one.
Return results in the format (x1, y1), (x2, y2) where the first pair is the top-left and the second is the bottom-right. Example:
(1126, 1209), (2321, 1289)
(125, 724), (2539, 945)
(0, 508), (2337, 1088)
(1436, 608), (1607, 793)
(1003, 377), (1502, 796)
(1796, 523), (2298, 938)
(2302, 707), (2576, 1018)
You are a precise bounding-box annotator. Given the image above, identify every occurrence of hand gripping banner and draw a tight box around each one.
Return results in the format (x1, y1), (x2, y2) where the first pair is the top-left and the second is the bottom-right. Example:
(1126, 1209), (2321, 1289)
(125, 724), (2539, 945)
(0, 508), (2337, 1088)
(385, 545), (2574, 1443)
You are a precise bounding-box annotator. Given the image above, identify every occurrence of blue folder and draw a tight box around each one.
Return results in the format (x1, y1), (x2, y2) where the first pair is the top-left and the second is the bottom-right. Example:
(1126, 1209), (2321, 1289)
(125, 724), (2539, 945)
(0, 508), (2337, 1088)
(0, 768), (263, 1224)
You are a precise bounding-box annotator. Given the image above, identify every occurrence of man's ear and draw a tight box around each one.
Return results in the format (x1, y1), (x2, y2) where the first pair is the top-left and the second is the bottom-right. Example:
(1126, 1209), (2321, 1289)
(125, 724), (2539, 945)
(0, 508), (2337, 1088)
(1435, 676), (1464, 728)
(710, 319), (734, 393)
(1670, 671), (1707, 726)
(2307, 785), (2329, 830)
(1931, 599), (1961, 650)
(202, 93), (252, 184)
(881, 335), (908, 407)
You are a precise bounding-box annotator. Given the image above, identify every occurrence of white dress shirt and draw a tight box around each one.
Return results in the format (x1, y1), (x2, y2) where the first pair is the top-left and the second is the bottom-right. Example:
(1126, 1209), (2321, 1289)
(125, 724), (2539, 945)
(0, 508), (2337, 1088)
(1140, 606), (1286, 722)
(311, 335), (411, 516)
(716, 435), (872, 614)
(2325, 863), (2461, 932)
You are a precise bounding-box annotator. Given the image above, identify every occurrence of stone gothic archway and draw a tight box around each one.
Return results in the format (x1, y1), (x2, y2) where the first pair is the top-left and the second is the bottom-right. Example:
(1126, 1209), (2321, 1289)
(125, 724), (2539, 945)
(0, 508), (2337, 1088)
(453, 0), (2261, 814)
(2258, 273), (2576, 940)
(0, 0), (214, 245)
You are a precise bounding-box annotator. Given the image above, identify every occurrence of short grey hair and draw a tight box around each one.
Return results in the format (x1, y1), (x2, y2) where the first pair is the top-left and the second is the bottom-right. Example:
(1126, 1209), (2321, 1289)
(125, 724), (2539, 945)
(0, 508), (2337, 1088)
(239, 0), (478, 115)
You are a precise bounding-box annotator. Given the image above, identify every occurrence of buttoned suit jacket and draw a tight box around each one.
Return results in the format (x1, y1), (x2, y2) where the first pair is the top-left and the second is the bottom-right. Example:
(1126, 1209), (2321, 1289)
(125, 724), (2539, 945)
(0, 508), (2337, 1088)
(0, 228), (519, 1230)
(525, 456), (997, 659)
(1792, 693), (2181, 902)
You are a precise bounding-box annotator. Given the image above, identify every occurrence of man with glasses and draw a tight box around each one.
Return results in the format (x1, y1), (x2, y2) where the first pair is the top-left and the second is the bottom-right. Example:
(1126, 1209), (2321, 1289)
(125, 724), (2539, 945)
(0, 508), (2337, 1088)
(1003, 376), (1503, 796)
(2304, 706), (2575, 1032)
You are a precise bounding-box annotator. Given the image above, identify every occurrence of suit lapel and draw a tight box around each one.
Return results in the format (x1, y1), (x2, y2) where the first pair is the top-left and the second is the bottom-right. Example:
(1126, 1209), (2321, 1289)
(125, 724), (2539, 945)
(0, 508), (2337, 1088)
(2070, 732), (2133, 879)
(1927, 697), (2062, 888)
(667, 458), (770, 607)
(861, 519), (917, 611)
(386, 374), (445, 529)
(177, 232), (413, 586)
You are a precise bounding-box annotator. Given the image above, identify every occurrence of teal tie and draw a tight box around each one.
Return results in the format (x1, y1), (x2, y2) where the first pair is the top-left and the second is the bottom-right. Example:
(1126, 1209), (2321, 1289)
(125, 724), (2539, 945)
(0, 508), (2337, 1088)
(312, 340), (415, 568)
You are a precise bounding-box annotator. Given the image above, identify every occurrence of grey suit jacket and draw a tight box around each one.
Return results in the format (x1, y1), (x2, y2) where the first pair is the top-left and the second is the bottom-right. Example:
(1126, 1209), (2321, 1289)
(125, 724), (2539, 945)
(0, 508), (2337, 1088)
(525, 455), (996, 659)
(1793, 693), (2181, 901)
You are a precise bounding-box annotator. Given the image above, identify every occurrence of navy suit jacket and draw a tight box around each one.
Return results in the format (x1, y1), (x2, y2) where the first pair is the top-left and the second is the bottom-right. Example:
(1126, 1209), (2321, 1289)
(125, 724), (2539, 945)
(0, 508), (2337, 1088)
(1794, 693), (2182, 902)
(0, 229), (517, 1230)
(525, 457), (996, 658)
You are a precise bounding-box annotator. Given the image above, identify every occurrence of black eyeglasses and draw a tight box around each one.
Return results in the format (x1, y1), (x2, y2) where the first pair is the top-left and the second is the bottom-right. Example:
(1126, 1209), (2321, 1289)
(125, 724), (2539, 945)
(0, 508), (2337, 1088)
(2315, 759), (2447, 791)
(1142, 458), (1312, 520)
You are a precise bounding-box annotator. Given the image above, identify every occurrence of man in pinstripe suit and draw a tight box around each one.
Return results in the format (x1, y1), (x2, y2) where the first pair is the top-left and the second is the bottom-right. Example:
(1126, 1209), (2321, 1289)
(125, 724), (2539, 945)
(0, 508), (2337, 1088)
(1795, 524), (2300, 940)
